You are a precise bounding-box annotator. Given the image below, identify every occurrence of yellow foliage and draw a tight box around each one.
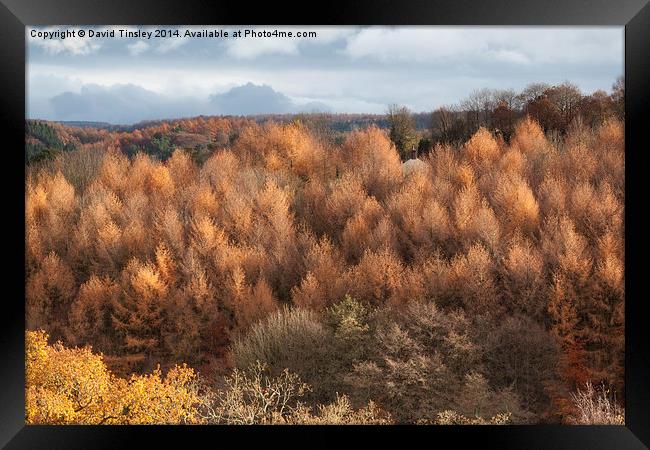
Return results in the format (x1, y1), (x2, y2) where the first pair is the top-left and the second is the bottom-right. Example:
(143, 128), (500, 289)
(434, 410), (511, 425)
(26, 331), (202, 424)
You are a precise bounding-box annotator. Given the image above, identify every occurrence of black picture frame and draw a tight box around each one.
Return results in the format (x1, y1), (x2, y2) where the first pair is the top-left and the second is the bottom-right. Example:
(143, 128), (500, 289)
(1, 1), (648, 448)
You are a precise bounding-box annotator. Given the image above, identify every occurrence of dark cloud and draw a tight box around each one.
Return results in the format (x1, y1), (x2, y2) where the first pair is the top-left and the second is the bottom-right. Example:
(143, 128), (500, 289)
(296, 101), (332, 113)
(46, 82), (331, 124)
(209, 82), (293, 115)
(50, 84), (203, 124)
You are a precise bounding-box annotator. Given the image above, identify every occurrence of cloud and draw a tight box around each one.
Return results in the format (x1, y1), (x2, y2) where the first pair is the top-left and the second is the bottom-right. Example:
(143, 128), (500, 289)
(342, 27), (622, 66)
(128, 41), (149, 56)
(296, 101), (332, 113)
(28, 27), (622, 119)
(28, 73), (81, 97)
(210, 83), (293, 114)
(49, 84), (204, 124)
(209, 82), (331, 115)
(225, 27), (354, 59)
(227, 37), (299, 59)
(27, 27), (101, 56)
(344, 28), (483, 63)
(488, 49), (530, 65)
(43, 82), (332, 123)
(155, 37), (190, 53)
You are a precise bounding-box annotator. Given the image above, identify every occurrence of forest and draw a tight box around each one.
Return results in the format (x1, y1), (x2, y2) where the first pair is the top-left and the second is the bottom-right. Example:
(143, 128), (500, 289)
(25, 80), (624, 424)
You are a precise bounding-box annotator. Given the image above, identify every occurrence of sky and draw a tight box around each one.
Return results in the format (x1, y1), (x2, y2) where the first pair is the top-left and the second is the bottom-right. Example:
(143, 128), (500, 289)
(27, 26), (623, 124)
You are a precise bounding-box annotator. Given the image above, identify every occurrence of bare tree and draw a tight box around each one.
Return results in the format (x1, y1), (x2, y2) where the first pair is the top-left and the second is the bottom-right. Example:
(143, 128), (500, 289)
(493, 89), (517, 110)
(545, 82), (582, 130)
(570, 382), (624, 425)
(516, 82), (551, 108)
(611, 76), (624, 119)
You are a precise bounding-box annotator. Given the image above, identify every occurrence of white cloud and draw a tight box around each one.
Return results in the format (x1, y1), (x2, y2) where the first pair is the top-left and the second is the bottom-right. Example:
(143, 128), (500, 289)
(227, 37), (299, 59)
(156, 37), (190, 53)
(225, 27), (304, 59)
(225, 26), (355, 59)
(127, 41), (149, 56)
(486, 49), (531, 65)
(342, 27), (622, 66)
(304, 27), (357, 44)
(344, 28), (483, 62)
(27, 27), (101, 56)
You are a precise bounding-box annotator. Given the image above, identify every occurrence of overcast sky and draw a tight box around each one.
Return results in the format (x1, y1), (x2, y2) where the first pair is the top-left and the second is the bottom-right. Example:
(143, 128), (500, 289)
(27, 26), (623, 124)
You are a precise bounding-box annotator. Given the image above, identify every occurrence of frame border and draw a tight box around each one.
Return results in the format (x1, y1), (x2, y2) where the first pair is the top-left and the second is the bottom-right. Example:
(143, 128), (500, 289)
(2, 1), (648, 448)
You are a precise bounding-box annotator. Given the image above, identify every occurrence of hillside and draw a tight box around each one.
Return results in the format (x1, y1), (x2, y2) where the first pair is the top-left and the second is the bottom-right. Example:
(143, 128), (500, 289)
(25, 111), (624, 424)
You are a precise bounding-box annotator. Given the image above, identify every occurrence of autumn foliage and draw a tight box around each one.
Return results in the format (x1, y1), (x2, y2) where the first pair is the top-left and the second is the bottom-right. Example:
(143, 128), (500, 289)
(25, 112), (624, 424)
(26, 330), (202, 424)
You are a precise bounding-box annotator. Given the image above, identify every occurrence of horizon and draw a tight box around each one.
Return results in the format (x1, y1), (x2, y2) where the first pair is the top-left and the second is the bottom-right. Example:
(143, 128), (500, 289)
(29, 78), (623, 128)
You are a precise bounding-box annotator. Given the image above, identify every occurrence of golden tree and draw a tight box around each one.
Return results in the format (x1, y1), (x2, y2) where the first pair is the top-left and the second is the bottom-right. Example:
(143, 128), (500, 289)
(26, 330), (202, 424)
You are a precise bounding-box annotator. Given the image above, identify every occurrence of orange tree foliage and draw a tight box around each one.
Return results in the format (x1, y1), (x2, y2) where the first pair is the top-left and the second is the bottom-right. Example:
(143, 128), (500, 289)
(25, 115), (624, 423)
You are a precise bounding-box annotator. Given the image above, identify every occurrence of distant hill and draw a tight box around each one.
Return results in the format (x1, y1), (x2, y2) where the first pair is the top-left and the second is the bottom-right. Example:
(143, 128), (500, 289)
(56, 121), (115, 129)
(26, 112), (435, 164)
(50, 112), (433, 133)
(25, 120), (77, 163)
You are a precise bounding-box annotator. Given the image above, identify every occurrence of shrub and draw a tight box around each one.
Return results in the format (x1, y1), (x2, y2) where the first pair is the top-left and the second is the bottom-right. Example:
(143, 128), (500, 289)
(570, 382), (624, 425)
(204, 362), (390, 424)
(230, 307), (328, 384)
(433, 410), (511, 425)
